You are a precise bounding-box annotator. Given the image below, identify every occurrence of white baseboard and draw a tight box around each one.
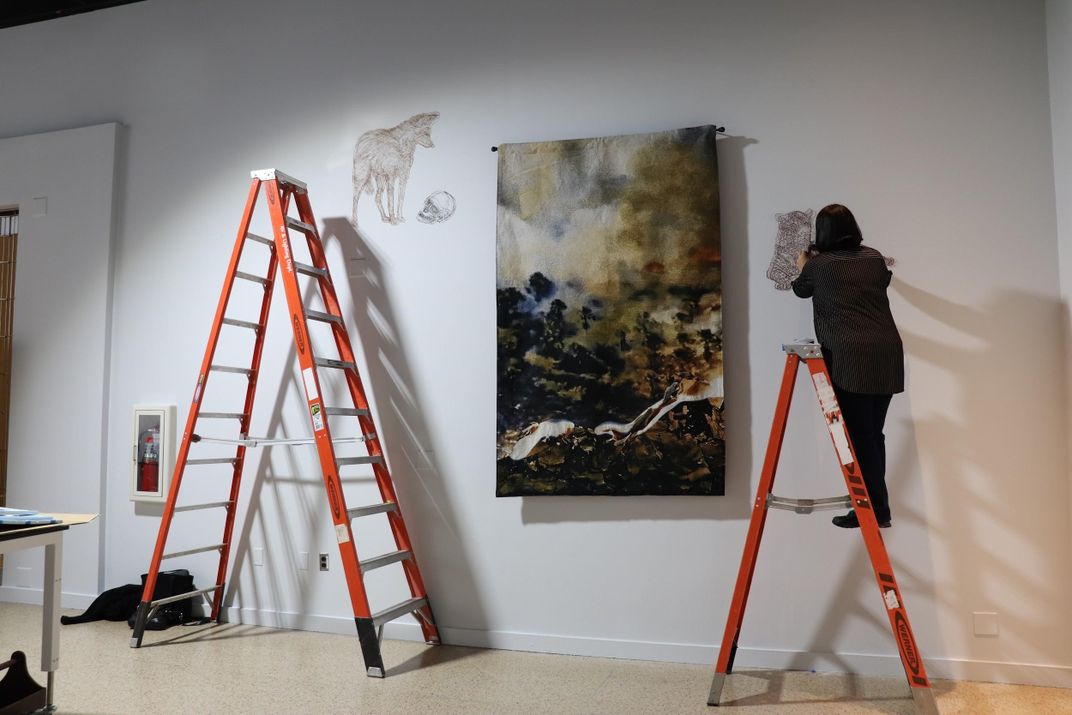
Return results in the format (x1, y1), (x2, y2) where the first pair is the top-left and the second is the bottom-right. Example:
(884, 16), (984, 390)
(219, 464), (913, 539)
(0, 586), (96, 611)
(222, 605), (1072, 689)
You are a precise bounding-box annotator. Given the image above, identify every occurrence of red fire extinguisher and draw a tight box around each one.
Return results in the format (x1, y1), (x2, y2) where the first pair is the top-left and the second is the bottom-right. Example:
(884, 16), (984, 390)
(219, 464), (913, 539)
(139, 426), (160, 493)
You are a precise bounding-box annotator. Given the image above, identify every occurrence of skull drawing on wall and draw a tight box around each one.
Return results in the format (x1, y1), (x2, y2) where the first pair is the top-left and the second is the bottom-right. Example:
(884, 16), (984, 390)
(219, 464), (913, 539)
(417, 191), (456, 224)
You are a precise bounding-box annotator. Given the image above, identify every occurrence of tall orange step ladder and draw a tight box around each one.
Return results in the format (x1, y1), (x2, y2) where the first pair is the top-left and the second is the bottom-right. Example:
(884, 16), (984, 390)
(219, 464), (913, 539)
(129, 169), (439, 678)
(708, 340), (937, 714)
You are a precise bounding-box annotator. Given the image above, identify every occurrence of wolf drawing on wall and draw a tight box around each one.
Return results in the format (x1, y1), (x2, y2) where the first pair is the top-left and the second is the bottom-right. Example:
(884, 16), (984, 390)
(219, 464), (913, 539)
(352, 112), (439, 225)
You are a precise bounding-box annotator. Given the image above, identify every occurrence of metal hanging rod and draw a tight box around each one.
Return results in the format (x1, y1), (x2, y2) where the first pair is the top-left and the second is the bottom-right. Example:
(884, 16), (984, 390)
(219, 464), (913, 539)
(491, 125), (726, 152)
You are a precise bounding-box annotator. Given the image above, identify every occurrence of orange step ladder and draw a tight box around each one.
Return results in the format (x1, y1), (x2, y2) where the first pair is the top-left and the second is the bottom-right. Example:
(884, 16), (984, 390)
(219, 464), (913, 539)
(708, 340), (937, 714)
(129, 169), (439, 677)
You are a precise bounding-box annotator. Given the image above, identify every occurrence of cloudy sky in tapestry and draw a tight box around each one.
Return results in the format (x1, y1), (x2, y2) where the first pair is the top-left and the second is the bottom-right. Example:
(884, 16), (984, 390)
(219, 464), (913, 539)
(496, 126), (724, 496)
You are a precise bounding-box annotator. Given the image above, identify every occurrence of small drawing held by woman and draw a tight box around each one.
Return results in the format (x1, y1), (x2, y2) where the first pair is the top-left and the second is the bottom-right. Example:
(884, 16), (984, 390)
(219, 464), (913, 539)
(792, 204), (904, 529)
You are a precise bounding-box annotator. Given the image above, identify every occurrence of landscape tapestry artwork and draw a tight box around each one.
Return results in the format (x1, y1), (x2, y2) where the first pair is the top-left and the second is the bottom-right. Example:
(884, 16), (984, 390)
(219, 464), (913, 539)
(496, 126), (724, 496)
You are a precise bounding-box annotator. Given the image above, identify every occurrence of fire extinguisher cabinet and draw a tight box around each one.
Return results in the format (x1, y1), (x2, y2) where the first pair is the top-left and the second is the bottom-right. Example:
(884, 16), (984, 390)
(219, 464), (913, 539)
(131, 404), (176, 503)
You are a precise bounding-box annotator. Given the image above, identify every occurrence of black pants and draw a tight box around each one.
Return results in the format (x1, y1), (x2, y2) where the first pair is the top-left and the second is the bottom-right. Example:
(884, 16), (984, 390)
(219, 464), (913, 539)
(833, 385), (893, 523)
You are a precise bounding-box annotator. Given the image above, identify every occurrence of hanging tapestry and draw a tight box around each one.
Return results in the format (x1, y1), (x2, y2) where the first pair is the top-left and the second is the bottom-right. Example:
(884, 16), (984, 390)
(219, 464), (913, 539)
(496, 126), (724, 496)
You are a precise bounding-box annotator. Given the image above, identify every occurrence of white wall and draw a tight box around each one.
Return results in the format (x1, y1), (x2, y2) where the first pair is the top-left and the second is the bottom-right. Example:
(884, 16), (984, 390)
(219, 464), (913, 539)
(0, 123), (119, 603)
(0, 0), (1069, 687)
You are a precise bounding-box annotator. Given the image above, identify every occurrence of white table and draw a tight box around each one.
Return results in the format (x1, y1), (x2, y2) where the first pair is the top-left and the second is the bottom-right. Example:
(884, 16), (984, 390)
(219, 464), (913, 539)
(0, 514), (96, 712)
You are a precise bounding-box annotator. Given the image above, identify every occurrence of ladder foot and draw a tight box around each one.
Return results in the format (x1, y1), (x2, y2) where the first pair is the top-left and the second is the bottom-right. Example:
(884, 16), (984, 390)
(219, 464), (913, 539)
(355, 617), (386, 678)
(129, 601), (151, 648)
(707, 672), (727, 706)
(911, 686), (940, 715)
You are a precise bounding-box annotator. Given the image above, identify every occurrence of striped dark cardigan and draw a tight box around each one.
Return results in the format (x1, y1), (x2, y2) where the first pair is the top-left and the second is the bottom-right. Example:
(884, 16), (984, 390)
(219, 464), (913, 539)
(791, 246), (904, 395)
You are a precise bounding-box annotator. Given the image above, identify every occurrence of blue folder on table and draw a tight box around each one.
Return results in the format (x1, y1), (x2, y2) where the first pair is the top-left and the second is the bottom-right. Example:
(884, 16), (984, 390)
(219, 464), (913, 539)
(0, 507), (61, 526)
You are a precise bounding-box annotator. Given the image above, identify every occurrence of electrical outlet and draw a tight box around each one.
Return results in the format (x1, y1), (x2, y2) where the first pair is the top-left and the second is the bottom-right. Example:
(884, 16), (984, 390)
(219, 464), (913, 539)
(253, 547), (264, 567)
(298, 551), (308, 570)
(319, 553), (329, 571)
(973, 612), (999, 637)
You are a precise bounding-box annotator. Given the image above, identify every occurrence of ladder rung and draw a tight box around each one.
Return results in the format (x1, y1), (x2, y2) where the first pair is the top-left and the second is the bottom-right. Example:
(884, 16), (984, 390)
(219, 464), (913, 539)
(285, 217), (315, 234)
(360, 550), (411, 573)
(306, 309), (342, 325)
(245, 232), (273, 246)
(372, 596), (428, 628)
(314, 357), (356, 371)
(347, 502), (397, 520)
(766, 494), (852, 514)
(235, 270), (268, 286)
(185, 458), (237, 466)
(337, 456), (384, 467)
(199, 412), (246, 420)
(324, 407), (369, 417)
(162, 543), (224, 560)
(210, 365), (253, 376)
(149, 584), (222, 608)
(173, 501), (232, 513)
(295, 261), (328, 279)
(222, 317), (261, 331)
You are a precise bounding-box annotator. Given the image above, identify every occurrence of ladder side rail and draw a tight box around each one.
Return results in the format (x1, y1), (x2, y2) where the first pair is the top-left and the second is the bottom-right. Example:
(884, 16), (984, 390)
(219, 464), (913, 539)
(803, 357), (935, 699)
(263, 181), (374, 619)
(713, 354), (800, 682)
(136, 178), (264, 616)
(208, 237), (280, 621)
(294, 193), (438, 643)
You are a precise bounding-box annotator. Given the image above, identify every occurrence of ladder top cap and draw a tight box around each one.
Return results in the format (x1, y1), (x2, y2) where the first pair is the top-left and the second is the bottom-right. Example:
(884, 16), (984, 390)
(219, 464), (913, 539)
(782, 339), (823, 358)
(250, 169), (308, 191)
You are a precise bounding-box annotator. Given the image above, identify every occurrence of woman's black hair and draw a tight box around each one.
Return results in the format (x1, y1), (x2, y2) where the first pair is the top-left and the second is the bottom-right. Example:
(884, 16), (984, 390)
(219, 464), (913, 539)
(813, 204), (863, 252)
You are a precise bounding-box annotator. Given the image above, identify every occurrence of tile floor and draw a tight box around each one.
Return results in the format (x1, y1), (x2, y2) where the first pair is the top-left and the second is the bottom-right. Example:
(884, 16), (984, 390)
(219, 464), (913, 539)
(1, 603), (1070, 714)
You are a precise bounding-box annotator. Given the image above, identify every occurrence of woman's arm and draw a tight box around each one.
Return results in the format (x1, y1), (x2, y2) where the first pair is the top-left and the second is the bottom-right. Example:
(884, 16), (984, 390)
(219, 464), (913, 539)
(791, 251), (814, 297)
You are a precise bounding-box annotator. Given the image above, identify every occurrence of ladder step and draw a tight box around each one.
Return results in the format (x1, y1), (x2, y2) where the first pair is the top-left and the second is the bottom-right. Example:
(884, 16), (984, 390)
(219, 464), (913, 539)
(347, 502), (397, 520)
(222, 317), (262, 331)
(372, 597), (428, 628)
(185, 458), (237, 466)
(173, 501), (232, 513)
(162, 543), (225, 560)
(360, 550), (412, 573)
(314, 357), (356, 371)
(295, 261), (328, 279)
(149, 584), (223, 609)
(324, 407), (369, 417)
(245, 232), (273, 246)
(235, 270), (269, 287)
(306, 309), (342, 325)
(337, 456), (384, 467)
(285, 216), (316, 234)
(210, 365), (253, 376)
(199, 412), (246, 420)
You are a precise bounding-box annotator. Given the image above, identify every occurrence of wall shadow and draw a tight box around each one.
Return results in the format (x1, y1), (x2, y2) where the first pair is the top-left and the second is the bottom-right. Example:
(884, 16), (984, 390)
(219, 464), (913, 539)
(518, 134), (758, 524)
(320, 217), (488, 635)
(890, 279), (1070, 668)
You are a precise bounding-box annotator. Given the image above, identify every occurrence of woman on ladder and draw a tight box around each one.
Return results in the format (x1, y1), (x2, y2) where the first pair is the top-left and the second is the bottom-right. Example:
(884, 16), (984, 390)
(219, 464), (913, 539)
(791, 204), (904, 529)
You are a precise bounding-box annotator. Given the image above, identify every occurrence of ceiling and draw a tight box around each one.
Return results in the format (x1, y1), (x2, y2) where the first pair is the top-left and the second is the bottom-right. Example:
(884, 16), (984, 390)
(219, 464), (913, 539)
(0, 1), (145, 29)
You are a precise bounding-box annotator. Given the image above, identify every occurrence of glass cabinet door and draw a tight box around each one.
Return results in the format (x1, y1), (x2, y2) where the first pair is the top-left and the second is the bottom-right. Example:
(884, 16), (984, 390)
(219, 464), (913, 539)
(131, 405), (174, 503)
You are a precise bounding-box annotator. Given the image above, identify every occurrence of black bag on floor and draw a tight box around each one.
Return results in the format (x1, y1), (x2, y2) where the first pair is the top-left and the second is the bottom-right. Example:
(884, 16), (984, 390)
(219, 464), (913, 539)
(126, 569), (196, 631)
(60, 584), (142, 625)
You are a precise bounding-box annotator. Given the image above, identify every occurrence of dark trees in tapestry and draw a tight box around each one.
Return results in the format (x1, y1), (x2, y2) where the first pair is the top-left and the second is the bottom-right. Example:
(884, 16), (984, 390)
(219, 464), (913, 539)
(496, 126), (724, 496)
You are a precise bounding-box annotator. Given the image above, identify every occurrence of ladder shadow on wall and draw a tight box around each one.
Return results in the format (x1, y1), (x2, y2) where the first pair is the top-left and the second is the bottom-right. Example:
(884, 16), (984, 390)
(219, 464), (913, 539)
(518, 134), (758, 524)
(222, 282), (375, 631)
(320, 217), (490, 650)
